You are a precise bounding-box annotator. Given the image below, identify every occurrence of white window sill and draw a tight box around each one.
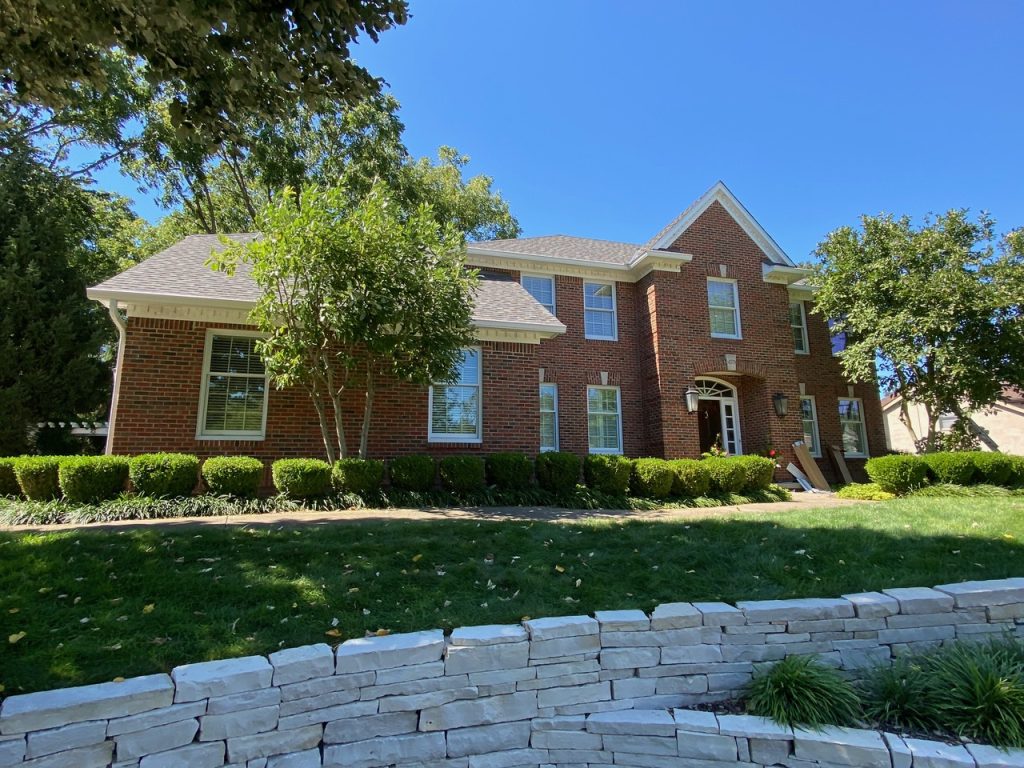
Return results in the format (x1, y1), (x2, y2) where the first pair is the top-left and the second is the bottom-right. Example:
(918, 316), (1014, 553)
(196, 433), (266, 441)
(795, 350), (810, 356)
(844, 452), (868, 459)
(711, 333), (742, 340)
(428, 436), (483, 444)
(588, 448), (623, 455)
(584, 335), (618, 342)
(540, 446), (559, 453)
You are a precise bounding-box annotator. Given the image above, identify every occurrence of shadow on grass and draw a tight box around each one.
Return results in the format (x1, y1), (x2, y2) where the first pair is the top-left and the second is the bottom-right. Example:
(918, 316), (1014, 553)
(0, 500), (1021, 694)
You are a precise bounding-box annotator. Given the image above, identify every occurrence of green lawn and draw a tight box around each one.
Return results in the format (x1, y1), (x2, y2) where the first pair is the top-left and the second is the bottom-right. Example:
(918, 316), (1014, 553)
(1, 496), (1022, 695)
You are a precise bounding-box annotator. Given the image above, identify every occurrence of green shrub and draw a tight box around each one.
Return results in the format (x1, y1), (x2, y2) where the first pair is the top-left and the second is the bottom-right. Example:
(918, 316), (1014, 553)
(731, 455), (776, 493)
(922, 452), (976, 485)
(331, 458), (383, 496)
(969, 452), (1015, 486)
(389, 455), (435, 492)
(668, 459), (711, 498)
(13, 456), (62, 500)
(0, 458), (19, 496)
(583, 455), (632, 495)
(836, 482), (895, 501)
(1009, 455), (1024, 487)
(272, 458), (332, 499)
(865, 454), (927, 494)
(58, 456), (129, 503)
(745, 655), (861, 729)
(703, 457), (747, 494)
(201, 456), (264, 497)
(485, 452), (534, 490)
(630, 458), (674, 499)
(860, 656), (938, 732)
(535, 452), (580, 494)
(911, 483), (1011, 498)
(128, 453), (199, 498)
(439, 456), (485, 494)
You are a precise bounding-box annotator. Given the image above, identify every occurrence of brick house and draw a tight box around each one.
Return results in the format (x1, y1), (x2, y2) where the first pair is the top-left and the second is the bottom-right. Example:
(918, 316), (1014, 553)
(87, 182), (884, 482)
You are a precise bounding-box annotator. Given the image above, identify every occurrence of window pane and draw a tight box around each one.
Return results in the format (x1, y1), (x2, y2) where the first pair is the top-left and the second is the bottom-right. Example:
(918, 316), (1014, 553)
(842, 423), (864, 455)
(522, 276), (554, 311)
(540, 385), (556, 411)
(792, 325), (806, 351)
(800, 397), (818, 455)
(588, 387), (617, 414)
(457, 349), (479, 386)
(432, 385), (479, 435)
(585, 310), (614, 338)
(588, 414), (620, 451)
(708, 281), (736, 308)
(584, 283), (614, 309)
(789, 303), (803, 326)
(540, 413), (556, 450)
(710, 308), (737, 336)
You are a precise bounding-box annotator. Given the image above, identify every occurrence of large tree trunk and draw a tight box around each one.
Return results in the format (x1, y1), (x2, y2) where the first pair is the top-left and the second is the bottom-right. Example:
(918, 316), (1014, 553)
(359, 366), (376, 460)
(307, 380), (336, 464)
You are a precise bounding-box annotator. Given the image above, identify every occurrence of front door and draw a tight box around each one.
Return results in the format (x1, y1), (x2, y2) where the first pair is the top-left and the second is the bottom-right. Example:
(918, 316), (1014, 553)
(693, 377), (743, 455)
(698, 398), (723, 454)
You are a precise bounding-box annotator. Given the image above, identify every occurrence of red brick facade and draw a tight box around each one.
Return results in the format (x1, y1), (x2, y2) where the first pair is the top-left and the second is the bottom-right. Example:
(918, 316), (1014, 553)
(108, 200), (883, 482)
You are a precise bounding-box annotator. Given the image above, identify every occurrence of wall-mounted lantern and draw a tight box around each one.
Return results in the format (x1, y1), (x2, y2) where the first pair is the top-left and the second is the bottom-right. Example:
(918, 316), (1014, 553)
(685, 387), (700, 414)
(772, 392), (789, 418)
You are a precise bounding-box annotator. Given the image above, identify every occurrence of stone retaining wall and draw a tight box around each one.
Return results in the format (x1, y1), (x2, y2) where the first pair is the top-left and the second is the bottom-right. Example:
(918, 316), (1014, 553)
(1, 578), (1023, 767)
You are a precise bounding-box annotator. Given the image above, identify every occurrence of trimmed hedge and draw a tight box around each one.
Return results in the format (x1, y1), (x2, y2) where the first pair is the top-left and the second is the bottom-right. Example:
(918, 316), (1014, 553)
(732, 455), (776, 493)
(58, 456), (129, 503)
(485, 452), (533, 490)
(439, 456), (485, 494)
(968, 452), (1015, 486)
(13, 456), (62, 500)
(669, 459), (711, 498)
(128, 453), (198, 498)
(866, 454), (927, 494)
(922, 452), (976, 486)
(202, 456), (263, 497)
(630, 458), (674, 499)
(389, 455), (435, 492)
(535, 452), (579, 495)
(0, 458), (18, 496)
(331, 458), (383, 496)
(273, 458), (332, 499)
(583, 455), (633, 495)
(703, 457), (747, 494)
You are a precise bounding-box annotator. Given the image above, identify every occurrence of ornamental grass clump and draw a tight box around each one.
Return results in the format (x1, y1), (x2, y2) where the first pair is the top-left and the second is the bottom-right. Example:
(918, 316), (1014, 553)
(859, 656), (939, 732)
(745, 655), (861, 729)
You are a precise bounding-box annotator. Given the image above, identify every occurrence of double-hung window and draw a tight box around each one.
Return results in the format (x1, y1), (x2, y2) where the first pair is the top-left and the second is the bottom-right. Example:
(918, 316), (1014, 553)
(799, 395), (821, 457)
(584, 282), (617, 340)
(429, 349), (482, 442)
(707, 278), (741, 338)
(522, 275), (556, 315)
(539, 383), (559, 452)
(587, 386), (622, 454)
(838, 398), (868, 457)
(790, 302), (809, 354)
(198, 331), (269, 439)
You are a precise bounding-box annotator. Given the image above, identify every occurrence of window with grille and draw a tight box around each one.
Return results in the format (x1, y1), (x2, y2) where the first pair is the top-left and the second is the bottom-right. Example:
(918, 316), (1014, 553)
(540, 383), (559, 452)
(522, 275), (556, 315)
(584, 282), (617, 340)
(707, 278), (741, 338)
(587, 386), (622, 453)
(198, 333), (268, 438)
(790, 302), (809, 354)
(838, 398), (868, 457)
(428, 349), (482, 442)
(800, 395), (821, 457)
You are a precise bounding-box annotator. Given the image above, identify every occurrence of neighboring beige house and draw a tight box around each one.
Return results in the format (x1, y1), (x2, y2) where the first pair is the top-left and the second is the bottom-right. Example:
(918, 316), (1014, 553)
(882, 388), (1024, 454)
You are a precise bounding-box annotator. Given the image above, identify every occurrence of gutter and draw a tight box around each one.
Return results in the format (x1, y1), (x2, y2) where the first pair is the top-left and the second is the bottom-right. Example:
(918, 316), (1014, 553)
(104, 299), (128, 455)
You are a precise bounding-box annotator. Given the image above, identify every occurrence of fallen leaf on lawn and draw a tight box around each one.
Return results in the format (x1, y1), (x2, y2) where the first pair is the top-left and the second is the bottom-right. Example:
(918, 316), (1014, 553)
(554, 565), (565, 573)
(331, 617), (339, 627)
(150, 637), (169, 645)
(7, 608), (17, 614)
(412, 554), (423, 562)
(575, 579), (582, 588)
(79, 617), (91, 624)
(443, 600), (451, 608)
(73, 597), (81, 605)
(325, 629), (343, 638)
(362, 609), (371, 616)
(348, 588), (359, 593)
(375, 629), (390, 636)
(112, 677), (125, 683)
(105, 643), (122, 651)
(8, 632), (26, 644)
(142, 604), (155, 614)
(38, 587), (51, 594)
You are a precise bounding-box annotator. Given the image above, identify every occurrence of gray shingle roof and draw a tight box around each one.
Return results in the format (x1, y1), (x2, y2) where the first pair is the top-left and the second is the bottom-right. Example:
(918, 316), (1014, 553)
(88, 233), (564, 332)
(471, 235), (640, 265)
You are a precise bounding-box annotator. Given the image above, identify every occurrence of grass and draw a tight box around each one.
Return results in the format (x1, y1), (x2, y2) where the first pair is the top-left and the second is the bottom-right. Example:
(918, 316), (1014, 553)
(1, 496), (1022, 695)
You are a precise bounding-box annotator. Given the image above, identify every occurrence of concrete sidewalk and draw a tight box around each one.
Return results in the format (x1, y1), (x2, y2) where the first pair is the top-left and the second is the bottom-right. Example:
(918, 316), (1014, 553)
(1, 492), (866, 534)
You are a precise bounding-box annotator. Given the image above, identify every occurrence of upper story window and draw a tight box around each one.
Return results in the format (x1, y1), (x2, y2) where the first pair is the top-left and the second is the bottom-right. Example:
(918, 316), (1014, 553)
(198, 332), (269, 439)
(838, 397), (868, 458)
(707, 278), (741, 339)
(539, 383), (559, 452)
(584, 282), (617, 340)
(828, 318), (847, 356)
(790, 302), (809, 354)
(521, 274), (555, 315)
(428, 348), (481, 443)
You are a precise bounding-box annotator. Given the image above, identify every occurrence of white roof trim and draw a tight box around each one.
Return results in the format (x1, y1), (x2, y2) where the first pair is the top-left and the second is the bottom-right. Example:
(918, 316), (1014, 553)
(648, 181), (795, 267)
(466, 247), (631, 272)
(763, 263), (813, 284)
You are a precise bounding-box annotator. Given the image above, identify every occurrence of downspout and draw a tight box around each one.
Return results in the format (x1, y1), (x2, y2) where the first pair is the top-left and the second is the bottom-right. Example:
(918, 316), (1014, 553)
(105, 300), (127, 455)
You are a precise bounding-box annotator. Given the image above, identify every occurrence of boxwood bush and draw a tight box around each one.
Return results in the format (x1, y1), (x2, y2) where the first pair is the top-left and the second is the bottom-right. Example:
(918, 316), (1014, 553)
(485, 452), (533, 490)
(1011, 455), (1024, 487)
(703, 457), (747, 494)
(272, 458), (332, 499)
(202, 456), (264, 497)
(331, 458), (383, 496)
(583, 455), (633, 495)
(0, 458), (19, 496)
(922, 452), (976, 486)
(388, 455), (435, 492)
(630, 458), (674, 499)
(732, 455), (776, 492)
(866, 454), (928, 494)
(969, 451), (1015, 487)
(668, 459), (711, 498)
(13, 456), (62, 500)
(58, 456), (130, 503)
(439, 456), (485, 494)
(535, 451), (579, 495)
(128, 453), (199, 498)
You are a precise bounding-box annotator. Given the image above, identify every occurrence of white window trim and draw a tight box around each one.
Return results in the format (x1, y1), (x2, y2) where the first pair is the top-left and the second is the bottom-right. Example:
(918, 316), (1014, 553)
(521, 273), (556, 316)
(839, 397), (869, 459)
(583, 281), (618, 341)
(791, 301), (810, 355)
(539, 383), (559, 452)
(196, 328), (270, 441)
(707, 277), (742, 340)
(587, 385), (623, 454)
(427, 347), (483, 444)
(800, 395), (822, 458)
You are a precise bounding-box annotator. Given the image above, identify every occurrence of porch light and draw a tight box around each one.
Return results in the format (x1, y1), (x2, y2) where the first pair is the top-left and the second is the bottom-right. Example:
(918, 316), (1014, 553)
(685, 387), (700, 414)
(772, 392), (789, 418)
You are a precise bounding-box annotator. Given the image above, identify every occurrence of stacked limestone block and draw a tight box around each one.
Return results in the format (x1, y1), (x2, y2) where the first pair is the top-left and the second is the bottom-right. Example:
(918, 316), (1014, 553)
(1, 578), (1024, 767)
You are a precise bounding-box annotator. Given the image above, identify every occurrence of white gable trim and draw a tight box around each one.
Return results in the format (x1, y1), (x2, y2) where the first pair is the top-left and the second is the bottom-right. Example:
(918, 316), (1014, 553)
(647, 181), (795, 267)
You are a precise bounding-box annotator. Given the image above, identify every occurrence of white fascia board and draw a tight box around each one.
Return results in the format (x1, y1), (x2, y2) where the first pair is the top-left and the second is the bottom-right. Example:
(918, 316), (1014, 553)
(86, 287), (258, 312)
(466, 247), (630, 272)
(763, 263), (814, 284)
(629, 249), (694, 268)
(473, 318), (567, 336)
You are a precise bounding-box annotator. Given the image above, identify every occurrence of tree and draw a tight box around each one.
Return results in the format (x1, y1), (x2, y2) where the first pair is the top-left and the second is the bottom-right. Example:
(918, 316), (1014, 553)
(215, 184), (477, 461)
(812, 210), (1024, 451)
(1, 0), (408, 144)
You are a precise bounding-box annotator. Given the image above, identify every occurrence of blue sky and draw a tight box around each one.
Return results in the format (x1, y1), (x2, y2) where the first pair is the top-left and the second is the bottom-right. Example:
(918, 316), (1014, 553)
(99, 1), (1024, 262)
